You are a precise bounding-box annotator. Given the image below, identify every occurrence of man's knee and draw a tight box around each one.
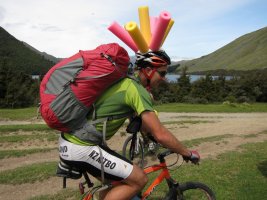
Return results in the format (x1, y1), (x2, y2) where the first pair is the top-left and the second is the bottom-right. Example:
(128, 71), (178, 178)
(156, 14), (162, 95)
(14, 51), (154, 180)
(139, 172), (148, 188)
(128, 165), (148, 189)
(132, 172), (148, 191)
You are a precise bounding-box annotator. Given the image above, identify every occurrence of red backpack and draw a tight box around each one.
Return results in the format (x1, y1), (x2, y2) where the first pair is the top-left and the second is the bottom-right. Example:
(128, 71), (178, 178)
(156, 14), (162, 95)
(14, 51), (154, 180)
(40, 43), (130, 132)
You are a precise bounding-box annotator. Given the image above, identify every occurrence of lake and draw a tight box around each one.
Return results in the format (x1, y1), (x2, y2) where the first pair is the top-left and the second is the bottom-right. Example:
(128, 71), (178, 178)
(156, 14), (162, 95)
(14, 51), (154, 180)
(166, 74), (233, 82)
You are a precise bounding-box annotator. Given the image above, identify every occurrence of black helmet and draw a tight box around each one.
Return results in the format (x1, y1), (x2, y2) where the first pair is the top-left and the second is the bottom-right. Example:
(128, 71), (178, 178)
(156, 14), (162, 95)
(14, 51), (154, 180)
(135, 50), (171, 69)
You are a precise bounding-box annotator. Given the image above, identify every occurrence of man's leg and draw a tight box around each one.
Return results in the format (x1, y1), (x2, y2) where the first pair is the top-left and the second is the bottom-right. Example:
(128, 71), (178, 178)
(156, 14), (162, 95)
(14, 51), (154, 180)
(100, 165), (148, 200)
(59, 137), (147, 199)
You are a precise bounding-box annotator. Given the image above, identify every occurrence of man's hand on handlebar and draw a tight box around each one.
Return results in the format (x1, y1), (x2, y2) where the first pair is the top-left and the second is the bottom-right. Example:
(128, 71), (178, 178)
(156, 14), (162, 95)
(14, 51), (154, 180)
(182, 150), (200, 164)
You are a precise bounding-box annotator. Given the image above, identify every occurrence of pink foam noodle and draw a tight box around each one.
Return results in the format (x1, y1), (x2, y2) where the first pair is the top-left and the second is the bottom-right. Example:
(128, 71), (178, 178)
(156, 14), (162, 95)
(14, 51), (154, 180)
(149, 11), (171, 51)
(150, 16), (158, 37)
(108, 21), (138, 52)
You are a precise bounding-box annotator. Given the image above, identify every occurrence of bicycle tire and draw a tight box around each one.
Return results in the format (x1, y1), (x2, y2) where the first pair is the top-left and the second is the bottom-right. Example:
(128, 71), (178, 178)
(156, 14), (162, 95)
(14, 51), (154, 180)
(177, 181), (216, 200)
(122, 135), (144, 168)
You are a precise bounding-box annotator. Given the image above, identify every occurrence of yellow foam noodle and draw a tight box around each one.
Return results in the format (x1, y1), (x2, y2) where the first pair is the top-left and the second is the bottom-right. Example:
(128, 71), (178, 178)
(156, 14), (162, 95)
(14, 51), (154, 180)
(125, 21), (149, 53)
(161, 19), (174, 47)
(138, 6), (151, 44)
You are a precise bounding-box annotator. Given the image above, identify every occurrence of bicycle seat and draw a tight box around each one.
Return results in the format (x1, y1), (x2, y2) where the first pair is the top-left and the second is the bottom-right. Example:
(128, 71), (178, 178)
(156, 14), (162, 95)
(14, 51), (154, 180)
(56, 160), (82, 179)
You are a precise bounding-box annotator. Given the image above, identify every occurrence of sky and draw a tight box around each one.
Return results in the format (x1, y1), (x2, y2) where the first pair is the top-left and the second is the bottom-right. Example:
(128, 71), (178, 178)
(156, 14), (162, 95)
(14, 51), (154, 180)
(0, 0), (266, 60)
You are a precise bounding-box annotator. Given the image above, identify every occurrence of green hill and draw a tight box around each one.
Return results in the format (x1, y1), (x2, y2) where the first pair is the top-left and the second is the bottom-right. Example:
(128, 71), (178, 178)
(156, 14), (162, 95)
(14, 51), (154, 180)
(178, 26), (267, 73)
(0, 26), (57, 75)
(22, 41), (61, 63)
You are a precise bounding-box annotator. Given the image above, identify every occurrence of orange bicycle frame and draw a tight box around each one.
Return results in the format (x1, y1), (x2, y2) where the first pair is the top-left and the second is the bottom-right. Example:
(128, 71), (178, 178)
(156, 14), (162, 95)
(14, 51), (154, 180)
(83, 163), (171, 200)
(142, 162), (171, 199)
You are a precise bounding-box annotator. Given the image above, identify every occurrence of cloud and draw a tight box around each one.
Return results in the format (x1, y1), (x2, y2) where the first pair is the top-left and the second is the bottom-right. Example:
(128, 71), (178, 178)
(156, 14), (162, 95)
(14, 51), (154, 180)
(0, 6), (6, 23)
(0, 0), (263, 58)
(31, 24), (63, 32)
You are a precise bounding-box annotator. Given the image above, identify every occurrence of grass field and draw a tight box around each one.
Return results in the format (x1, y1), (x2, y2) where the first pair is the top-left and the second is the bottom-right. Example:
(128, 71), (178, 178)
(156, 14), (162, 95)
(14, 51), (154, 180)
(1, 103), (267, 121)
(0, 124), (52, 132)
(155, 102), (267, 113)
(0, 107), (39, 120)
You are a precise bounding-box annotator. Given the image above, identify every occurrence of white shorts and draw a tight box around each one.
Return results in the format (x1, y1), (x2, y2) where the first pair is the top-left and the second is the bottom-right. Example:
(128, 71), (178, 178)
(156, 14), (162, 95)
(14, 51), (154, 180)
(59, 135), (133, 181)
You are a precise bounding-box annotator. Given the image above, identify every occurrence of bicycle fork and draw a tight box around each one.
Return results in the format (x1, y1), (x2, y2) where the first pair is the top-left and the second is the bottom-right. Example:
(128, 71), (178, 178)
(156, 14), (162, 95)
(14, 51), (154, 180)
(130, 133), (141, 159)
(134, 136), (141, 154)
(163, 178), (179, 200)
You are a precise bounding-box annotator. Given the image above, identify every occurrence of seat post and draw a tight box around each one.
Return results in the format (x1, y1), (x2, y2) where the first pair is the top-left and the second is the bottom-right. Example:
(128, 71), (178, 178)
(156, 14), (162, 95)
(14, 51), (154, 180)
(63, 177), (67, 188)
(83, 172), (94, 188)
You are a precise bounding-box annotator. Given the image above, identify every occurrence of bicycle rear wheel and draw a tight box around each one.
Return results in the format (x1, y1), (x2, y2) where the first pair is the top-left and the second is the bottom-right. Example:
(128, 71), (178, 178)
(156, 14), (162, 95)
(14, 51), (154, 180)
(122, 135), (144, 168)
(178, 181), (216, 200)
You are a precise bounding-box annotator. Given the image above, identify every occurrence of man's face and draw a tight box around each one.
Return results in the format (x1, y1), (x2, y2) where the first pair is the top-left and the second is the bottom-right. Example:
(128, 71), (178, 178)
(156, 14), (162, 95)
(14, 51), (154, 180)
(150, 66), (168, 88)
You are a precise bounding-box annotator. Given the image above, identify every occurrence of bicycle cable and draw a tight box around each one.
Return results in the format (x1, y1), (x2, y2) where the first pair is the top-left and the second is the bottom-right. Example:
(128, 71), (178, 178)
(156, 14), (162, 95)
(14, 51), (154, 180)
(89, 185), (102, 200)
(167, 154), (184, 171)
(90, 182), (113, 200)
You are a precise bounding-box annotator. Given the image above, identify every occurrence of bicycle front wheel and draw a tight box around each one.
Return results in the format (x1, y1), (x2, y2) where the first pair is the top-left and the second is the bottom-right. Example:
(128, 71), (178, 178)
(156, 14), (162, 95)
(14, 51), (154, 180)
(122, 135), (144, 168)
(178, 181), (216, 200)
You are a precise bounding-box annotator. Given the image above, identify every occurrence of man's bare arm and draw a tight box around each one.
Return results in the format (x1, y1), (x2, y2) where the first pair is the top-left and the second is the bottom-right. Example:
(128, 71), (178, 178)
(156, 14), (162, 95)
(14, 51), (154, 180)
(141, 111), (191, 157)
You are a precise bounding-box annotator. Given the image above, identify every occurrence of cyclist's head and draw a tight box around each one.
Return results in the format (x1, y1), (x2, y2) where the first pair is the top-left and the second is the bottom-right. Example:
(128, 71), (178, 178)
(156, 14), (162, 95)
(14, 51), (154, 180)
(135, 50), (171, 69)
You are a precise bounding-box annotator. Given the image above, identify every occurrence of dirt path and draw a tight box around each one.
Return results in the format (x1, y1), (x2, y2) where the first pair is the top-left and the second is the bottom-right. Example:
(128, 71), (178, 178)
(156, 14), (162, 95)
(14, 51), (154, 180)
(0, 150), (58, 171)
(160, 112), (267, 140)
(1, 112), (267, 200)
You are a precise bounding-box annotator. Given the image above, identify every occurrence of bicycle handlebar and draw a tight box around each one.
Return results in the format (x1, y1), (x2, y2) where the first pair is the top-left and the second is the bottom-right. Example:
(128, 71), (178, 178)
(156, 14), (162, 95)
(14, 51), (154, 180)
(157, 149), (175, 162)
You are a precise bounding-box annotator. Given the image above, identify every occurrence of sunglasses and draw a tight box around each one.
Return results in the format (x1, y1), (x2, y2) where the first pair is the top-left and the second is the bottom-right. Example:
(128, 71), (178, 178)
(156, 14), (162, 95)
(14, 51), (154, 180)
(157, 70), (167, 78)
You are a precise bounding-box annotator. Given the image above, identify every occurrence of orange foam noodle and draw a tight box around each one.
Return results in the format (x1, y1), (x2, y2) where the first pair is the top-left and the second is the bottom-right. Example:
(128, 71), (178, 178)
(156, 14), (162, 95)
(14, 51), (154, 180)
(149, 11), (171, 51)
(161, 19), (174, 47)
(138, 6), (151, 44)
(125, 21), (149, 53)
(108, 21), (138, 52)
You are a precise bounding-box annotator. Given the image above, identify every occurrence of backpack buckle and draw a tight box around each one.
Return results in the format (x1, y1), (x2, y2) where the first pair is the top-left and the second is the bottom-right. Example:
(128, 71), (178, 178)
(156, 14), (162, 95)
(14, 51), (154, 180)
(100, 53), (116, 66)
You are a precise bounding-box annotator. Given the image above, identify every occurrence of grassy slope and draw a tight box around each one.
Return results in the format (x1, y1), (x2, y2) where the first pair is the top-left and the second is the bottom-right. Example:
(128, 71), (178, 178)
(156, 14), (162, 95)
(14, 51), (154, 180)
(178, 27), (267, 72)
(0, 27), (55, 74)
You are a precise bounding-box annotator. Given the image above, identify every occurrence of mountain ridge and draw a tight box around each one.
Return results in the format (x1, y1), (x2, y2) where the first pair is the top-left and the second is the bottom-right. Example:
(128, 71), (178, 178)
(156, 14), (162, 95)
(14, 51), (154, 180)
(21, 41), (61, 63)
(1, 26), (267, 75)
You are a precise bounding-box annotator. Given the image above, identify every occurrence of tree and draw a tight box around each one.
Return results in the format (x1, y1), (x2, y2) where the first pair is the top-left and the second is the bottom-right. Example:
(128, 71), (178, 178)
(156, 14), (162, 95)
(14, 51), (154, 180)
(0, 67), (39, 108)
(176, 66), (191, 102)
(152, 81), (170, 104)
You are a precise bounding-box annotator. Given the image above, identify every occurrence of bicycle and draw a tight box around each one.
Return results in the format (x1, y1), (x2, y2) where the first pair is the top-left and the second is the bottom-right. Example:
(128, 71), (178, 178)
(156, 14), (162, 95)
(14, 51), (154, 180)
(122, 131), (160, 168)
(122, 116), (161, 168)
(57, 149), (216, 200)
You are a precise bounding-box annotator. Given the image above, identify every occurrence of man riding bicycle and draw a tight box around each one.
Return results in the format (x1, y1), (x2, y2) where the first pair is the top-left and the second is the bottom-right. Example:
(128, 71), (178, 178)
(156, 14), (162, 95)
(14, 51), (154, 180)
(58, 48), (200, 200)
